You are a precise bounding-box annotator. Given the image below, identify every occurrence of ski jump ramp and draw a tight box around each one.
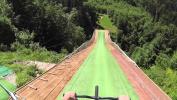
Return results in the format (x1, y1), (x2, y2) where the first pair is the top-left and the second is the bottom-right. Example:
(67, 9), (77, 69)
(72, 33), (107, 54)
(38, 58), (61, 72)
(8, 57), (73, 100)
(15, 30), (171, 100)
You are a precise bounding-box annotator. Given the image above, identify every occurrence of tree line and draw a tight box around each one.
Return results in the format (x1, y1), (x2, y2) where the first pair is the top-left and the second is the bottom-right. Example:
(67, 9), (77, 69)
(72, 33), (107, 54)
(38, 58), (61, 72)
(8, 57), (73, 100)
(0, 0), (98, 88)
(0, 0), (97, 52)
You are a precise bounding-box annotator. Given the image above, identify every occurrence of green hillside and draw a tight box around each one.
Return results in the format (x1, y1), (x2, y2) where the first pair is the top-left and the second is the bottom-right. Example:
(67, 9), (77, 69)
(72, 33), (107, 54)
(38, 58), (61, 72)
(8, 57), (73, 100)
(98, 15), (117, 33)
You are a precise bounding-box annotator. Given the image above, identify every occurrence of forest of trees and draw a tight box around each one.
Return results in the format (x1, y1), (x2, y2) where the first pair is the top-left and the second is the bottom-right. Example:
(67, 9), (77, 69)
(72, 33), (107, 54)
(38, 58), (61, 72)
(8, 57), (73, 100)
(0, 0), (98, 52)
(1, 0), (177, 99)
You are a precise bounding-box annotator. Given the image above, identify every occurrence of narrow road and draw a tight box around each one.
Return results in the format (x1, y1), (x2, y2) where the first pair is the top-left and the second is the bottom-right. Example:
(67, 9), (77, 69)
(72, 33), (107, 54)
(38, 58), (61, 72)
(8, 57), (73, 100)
(58, 30), (138, 99)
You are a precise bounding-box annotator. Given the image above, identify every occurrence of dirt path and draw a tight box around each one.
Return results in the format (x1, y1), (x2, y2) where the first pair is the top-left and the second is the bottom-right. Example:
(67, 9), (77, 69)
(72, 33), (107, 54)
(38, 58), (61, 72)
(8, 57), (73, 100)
(4, 73), (16, 85)
(15, 61), (56, 71)
(105, 30), (171, 100)
(15, 31), (98, 100)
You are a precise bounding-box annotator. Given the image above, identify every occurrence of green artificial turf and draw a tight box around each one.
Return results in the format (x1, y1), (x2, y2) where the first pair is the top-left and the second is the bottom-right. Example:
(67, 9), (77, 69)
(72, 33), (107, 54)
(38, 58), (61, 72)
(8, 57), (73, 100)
(0, 66), (13, 77)
(98, 15), (117, 33)
(57, 30), (138, 100)
(0, 79), (16, 100)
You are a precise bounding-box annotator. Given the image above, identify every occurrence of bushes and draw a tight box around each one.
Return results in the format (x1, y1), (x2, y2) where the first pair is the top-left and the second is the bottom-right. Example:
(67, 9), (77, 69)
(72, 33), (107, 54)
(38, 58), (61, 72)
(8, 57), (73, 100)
(8, 64), (23, 73)
(145, 67), (177, 99)
(0, 46), (67, 87)
(0, 0), (15, 46)
(16, 71), (31, 87)
(155, 51), (177, 70)
(4, 63), (43, 87)
(16, 65), (42, 87)
(0, 47), (67, 64)
(170, 52), (177, 70)
(131, 44), (156, 68)
(155, 53), (171, 69)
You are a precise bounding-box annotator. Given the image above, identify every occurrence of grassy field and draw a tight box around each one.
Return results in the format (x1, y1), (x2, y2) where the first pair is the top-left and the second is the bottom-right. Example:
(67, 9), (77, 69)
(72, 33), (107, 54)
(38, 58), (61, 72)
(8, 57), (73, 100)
(0, 48), (67, 89)
(98, 15), (117, 33)
(0, 48), (67, 99)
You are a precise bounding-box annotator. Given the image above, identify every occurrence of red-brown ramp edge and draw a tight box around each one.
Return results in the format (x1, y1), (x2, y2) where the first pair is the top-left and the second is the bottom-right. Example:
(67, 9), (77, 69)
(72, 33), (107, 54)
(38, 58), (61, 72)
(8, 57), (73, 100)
(14, 30), (98, 100)
(104, 30), (171, 100)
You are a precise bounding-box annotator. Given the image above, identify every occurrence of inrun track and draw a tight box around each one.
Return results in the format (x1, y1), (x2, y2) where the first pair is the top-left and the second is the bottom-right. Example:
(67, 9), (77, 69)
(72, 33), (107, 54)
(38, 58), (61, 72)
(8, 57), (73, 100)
(16, 30), (171, 100)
